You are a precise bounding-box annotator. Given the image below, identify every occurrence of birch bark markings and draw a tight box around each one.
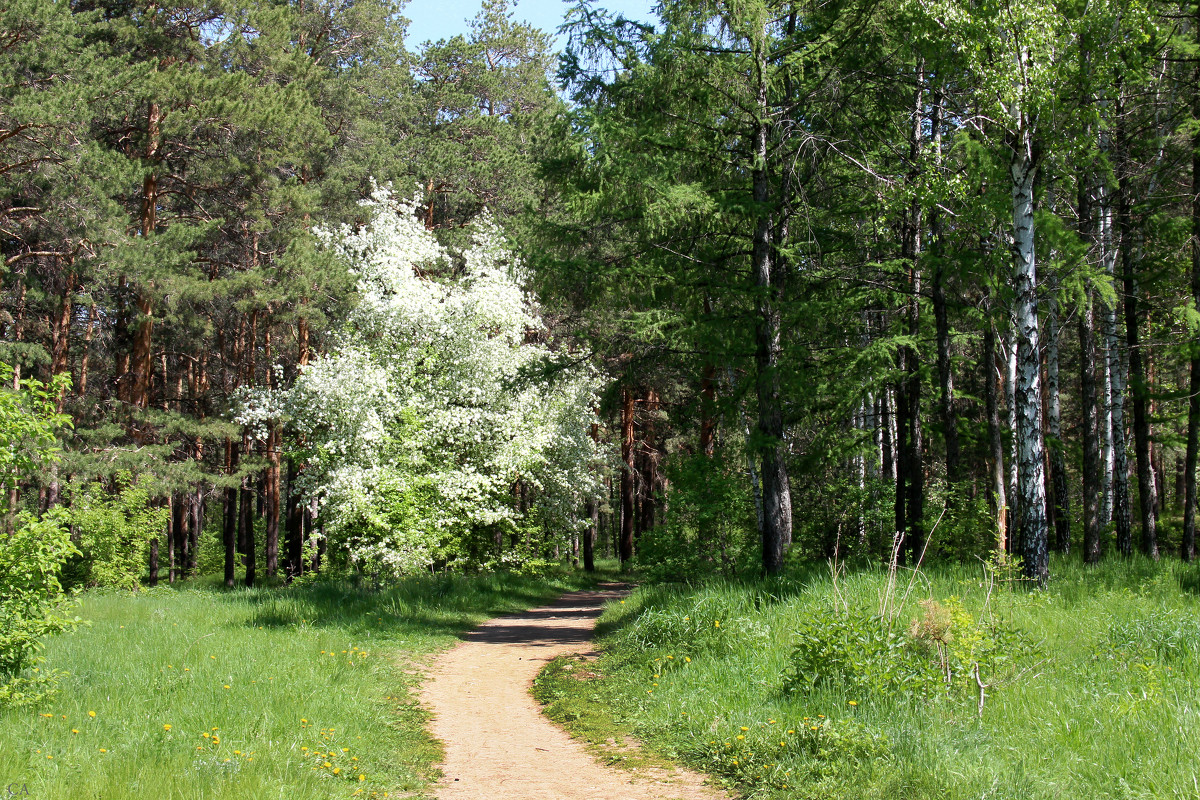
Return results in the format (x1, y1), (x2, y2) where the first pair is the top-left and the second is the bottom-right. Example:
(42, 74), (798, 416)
(1186, 21), (1200, 560)
(1010, 129), (1049, 583)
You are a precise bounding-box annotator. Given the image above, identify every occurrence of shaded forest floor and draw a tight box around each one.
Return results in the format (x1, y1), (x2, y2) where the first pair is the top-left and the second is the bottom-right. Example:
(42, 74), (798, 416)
(544, 556), (1200, 800)
(0, 568), (605, 799)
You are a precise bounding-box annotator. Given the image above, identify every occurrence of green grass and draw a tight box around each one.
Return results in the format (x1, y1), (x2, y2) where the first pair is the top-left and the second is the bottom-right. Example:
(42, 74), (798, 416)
(563, 555), (1200, 800)
(0, 565), (608, 799)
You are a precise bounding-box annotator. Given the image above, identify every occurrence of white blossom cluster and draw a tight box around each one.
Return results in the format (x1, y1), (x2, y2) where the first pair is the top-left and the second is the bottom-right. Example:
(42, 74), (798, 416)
(282, 185), (605, 574)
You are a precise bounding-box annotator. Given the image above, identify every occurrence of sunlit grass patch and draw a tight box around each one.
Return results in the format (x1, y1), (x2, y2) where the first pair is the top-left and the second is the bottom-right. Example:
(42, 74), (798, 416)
(0, 567), (604, 799)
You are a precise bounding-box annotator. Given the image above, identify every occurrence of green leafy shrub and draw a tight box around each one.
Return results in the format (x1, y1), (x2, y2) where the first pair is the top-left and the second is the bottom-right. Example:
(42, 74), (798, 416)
(0, 509), (80, 704)
(66, 474), (168, 590)
(784, 600), (1037, 701)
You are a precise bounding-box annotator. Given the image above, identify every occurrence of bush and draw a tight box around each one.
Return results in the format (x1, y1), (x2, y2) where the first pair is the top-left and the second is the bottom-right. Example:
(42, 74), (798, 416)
(0, 509), (80, 704)
(66, 474), (168, 590)
(784, 600), (1036, 702)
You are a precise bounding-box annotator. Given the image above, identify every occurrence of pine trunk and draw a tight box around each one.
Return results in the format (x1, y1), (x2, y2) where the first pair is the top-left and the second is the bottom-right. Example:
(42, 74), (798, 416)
(619, 388), (635, 564)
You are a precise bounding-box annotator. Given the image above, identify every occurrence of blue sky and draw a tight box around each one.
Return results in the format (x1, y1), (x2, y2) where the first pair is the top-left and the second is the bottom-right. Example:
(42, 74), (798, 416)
(403, 0), (657, 50)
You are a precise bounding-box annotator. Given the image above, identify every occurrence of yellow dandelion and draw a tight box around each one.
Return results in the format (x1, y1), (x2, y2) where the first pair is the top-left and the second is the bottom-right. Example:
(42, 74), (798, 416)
(737, 735), (745, 740)
(714, 621), (720, 627)
(685, 657), (691, 662)
(71, 729), (79, 734)
(741, 726), (749, 731)
(164, 724), (172, 731)
(223, 685), (231, 690)
(88, 710), (96, 718)
(359, 774), (366, 781)
(323, 762), (332, 768)
(100, 748), (108, 753)
(848, 700), (858, 706)
(333, 767), (341, 775)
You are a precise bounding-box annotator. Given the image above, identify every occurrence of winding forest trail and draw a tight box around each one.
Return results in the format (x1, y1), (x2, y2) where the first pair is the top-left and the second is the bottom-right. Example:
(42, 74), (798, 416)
(420, 584), (730, 800)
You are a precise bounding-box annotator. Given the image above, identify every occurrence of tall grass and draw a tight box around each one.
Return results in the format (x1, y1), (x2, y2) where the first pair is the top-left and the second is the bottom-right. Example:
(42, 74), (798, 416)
(0, 567), (604, 799)
(588, 556), (1200, 799)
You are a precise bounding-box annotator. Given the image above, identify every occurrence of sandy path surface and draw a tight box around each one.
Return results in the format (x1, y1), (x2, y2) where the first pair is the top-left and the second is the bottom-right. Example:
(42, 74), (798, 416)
(420, 584), (730, 800)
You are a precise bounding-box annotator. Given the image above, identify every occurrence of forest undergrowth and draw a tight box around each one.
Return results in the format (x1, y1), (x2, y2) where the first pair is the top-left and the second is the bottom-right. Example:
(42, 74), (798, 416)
(0, 567), (604, 800)
(544, 556), (1200, 800)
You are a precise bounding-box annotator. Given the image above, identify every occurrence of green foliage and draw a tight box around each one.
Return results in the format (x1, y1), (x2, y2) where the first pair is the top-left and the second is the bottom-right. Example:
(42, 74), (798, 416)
(785, 599), (1037, 701)
(66, 475), (168, 591)
(0, 366), (77, 705)
(0, 365), (70, 500)
(635, 451), (758, 580)
(0, 509), (80, 705)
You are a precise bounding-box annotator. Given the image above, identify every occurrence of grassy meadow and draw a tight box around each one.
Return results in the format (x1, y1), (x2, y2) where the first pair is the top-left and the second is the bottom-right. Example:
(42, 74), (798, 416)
(0, 568), (603, 800)
(546, 556), (1200, 800)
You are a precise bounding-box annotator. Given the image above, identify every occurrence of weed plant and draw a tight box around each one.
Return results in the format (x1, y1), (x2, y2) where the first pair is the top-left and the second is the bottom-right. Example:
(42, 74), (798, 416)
(0, 566), (604, 799)
(579, 556), (1200, 799)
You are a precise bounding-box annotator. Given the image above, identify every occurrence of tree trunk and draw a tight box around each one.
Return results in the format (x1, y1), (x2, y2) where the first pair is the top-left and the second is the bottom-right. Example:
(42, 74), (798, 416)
(1077, 175), (1102, 563)
(752, 38), (793, 575)
(169, 493), (183, 583)
(584, 498), (597, 572)
(1100, 184), (1134, 554)
(224, 439), (239, 588)
(1117, 122), (1158, 558)
(1010, 140), (1049, 584)
(619, 387), (635, 564)
(1185, 43), (1200, 561)
(188, 487), (203, 577)
(286, 457), (303, 580)
(985, 321), (1008, 552)
(1045, 279), (1070, 553)
(266, 425), (281, 577)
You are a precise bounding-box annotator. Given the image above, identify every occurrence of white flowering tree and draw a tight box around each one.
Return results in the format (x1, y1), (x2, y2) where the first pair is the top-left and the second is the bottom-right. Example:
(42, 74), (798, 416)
(275, 186), (604, 575)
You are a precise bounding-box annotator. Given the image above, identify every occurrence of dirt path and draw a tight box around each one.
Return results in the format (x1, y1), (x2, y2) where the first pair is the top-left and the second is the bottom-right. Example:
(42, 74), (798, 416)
(420, 584), (730, 800)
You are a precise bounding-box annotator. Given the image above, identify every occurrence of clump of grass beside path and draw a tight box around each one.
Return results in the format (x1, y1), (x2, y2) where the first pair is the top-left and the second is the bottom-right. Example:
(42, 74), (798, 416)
(0, 568), (603, 800)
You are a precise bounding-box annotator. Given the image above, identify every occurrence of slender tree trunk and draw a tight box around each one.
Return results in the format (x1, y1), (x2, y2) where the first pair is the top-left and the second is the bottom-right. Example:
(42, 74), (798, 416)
(224, 439), (238, 588)
(1101, 184), (1134, 554)
(1010, 139), (1049, 584)
(583, 498), (597, 572)
(752, 36), (793, 574)
(619, 388), (635, 564)
(188, 487), (202, 577)
(149, 535), (159, 587)
(169, 493), (183, 583)
(286, 457), (303, 580)
(77, 303), (97, 398)
(985, 321), (1008, 552)
(266, 425), (281, 577)
(243, 476), (257, 588)
(1079, 179), (1103, 563)
(1185, 40), (1200, 561)
(894, 370), (909, 567)
(1045, 279), (1070, 553)
(699, 363), (716, 457)
(1116, 110), (1158, 559)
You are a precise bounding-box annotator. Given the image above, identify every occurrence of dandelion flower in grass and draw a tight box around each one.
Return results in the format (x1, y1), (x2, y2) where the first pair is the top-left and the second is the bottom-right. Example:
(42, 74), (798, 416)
(740, 727), (748, 731)
(71, 729), (79, 734)
(100, 748), (108, 753)
(359, 774), (366, 781)
(163, 724), (172, 731)
(323, 762), (332, 769)
(714, 621), (720, 627)
(684, 657), (691, 663)
(333, 767), (341, 775)
(736, 735), (745, 741)
(88, 710), (96, 718)
(223, 685), (231, 690)
(848, 700), (858, 706)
